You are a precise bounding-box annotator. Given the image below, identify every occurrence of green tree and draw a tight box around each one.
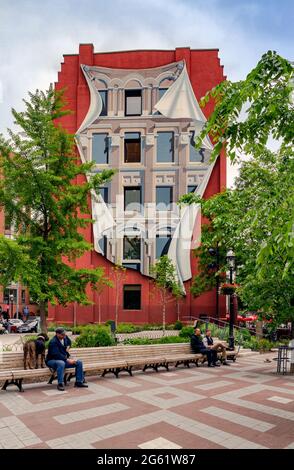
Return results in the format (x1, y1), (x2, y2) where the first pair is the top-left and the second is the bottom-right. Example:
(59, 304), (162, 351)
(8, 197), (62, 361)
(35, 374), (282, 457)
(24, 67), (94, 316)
(150, 255), (184, 333)
(0, 87), (115, 333)
(180, 51), (294, 332)
(111, 263), (126, 327)
(96, 274), (113, 325)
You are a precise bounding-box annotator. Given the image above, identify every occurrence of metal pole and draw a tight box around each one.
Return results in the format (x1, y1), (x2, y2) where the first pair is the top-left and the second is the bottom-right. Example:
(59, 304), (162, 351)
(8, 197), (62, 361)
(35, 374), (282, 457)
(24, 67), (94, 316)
(228, 267), (235, 350)
(216, 244), (220, 321)
(16, 283), (19, 319)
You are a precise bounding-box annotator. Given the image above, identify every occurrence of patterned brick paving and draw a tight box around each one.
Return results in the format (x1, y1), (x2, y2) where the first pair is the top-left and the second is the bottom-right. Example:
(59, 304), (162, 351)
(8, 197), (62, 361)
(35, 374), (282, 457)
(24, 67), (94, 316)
(0, 353), (293, 449)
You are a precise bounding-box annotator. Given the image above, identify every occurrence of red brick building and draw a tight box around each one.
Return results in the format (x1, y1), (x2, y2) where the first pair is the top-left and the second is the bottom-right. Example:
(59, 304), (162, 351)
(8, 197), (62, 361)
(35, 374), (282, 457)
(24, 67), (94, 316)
(47, 44), (227, 326)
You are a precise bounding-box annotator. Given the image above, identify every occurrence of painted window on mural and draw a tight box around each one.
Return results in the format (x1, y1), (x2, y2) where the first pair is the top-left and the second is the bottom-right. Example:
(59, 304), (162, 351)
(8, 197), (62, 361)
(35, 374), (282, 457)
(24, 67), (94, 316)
(98, 90), (108, 116)
(158, 88), (168, 99)
(157, 132), (174, 163)
(187, 185), (198, 193)
(189, 132), (205, 163)
(125, 90), (142, 116)
(92, 133), (109, 164)
(124, 133), (141, 163)
(124, 187), (141, 212)
(156, 186), (173, 211)
(123, 285), (141, 310)
(98, 236), (107, 256)
(99, 187), (109, 203)
(123, 236), (141, 260)
(156, 235), (172, 258)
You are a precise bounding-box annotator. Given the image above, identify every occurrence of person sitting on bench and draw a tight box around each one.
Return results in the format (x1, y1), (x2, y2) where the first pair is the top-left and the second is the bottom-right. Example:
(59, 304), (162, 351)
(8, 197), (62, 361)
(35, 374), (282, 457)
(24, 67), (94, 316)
(190, 328), (219, 367)
(203, 329), (230, 366)
(46, 328), (88, 391)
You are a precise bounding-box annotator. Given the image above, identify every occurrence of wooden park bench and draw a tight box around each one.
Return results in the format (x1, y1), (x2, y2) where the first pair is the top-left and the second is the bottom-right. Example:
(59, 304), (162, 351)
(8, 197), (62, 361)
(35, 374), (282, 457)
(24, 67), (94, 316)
(0, 343), (205, 392)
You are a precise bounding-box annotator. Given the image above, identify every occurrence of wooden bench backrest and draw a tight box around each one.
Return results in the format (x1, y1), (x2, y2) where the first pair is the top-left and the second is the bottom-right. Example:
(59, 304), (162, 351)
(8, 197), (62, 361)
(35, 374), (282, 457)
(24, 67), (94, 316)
(0, 343), (192, 370)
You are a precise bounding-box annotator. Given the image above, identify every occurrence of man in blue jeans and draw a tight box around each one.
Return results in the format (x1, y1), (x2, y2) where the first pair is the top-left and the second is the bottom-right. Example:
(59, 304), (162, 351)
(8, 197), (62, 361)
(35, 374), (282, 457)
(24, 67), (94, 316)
(46, 328), (88, 391)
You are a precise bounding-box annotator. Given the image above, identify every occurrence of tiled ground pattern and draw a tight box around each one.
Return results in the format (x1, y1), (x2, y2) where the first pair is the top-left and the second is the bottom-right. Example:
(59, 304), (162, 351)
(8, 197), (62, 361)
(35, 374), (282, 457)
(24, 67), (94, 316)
(0, 353), (293, 449)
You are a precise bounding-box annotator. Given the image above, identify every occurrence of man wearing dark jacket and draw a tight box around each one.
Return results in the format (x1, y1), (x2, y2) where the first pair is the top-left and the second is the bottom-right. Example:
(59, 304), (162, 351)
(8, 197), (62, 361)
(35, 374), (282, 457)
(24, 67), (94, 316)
(190, 328), (219, 367)
(46, 328), (88, 391)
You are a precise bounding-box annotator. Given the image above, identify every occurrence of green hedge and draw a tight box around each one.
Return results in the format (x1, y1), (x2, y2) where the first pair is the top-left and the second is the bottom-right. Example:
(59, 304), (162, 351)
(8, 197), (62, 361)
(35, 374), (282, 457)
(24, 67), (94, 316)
(179, 326), (194, 338)
(122, 336), (189, 346)
(73, 326), (115, 348)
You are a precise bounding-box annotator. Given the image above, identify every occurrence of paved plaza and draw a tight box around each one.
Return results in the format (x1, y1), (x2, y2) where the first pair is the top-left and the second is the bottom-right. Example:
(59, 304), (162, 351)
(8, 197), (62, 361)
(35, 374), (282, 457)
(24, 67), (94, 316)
(0, 353), (293, 449)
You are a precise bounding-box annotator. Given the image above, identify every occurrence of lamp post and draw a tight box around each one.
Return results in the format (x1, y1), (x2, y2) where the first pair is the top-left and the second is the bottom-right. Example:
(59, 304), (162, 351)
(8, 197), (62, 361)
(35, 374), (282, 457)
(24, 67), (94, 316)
(226, 249), (236, 350)
(9, 293), (14, 320)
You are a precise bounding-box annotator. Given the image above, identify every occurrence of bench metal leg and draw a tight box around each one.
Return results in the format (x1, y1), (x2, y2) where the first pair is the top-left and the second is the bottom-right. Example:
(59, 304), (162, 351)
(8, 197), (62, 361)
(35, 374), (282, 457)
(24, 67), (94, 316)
(2, 378), (24, 392)
(102, 368), (120, 378)
(48, 373), (56, 384)
(143, 362), (168, 373)
(175, 360), (190, 368)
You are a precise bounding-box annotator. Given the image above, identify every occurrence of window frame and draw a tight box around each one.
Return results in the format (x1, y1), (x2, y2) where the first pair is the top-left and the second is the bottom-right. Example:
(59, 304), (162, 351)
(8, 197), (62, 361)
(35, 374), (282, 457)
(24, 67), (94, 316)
(125, 89), (142, 117)
(123, 236), (141, 261)
(123, 284), (142, 310)
(124, 132), (141, 164)
(98, 90), (108, 116)
(124, 186), (142, 212)
(92, 133), (109, 165)
(156, 186), (173, 211)
(156, 131), (174, 163)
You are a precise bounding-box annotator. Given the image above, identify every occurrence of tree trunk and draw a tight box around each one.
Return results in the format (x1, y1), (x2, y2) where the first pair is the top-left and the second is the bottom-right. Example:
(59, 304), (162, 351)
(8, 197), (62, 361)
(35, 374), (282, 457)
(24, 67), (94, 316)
(176, 299), (180, 321)
(162, 290), (166, 336)
(98, 295), (101, 324)
(115, 289), (119, 327)
(39, 300), (48, 335)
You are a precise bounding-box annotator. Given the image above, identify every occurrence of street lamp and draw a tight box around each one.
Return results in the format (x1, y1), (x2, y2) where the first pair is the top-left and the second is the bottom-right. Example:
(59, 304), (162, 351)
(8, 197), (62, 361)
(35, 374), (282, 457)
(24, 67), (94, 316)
(226, 249), (236, 350)
(9, 293), (14, 320)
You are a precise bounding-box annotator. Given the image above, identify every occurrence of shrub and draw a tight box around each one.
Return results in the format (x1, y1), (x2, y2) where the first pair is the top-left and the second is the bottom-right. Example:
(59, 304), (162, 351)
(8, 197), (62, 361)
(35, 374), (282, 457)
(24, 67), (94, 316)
(179, 326), (194, 338)
(242, 337), (274, 351)
(73, 326), (115, 348)
(116, 323), (142, 334)
(141, 323), (163, 331)
(47, 323), (71, 332)
(155, 336), (189, 344)
(174, 320), (183, 330)
(122, 338), (152, 345)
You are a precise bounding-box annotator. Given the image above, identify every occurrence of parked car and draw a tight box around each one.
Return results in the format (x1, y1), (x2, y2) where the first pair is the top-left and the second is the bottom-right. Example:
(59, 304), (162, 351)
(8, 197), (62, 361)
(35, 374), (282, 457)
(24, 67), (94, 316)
(17, 319), (38, 333)
(8, 318), (24, 333)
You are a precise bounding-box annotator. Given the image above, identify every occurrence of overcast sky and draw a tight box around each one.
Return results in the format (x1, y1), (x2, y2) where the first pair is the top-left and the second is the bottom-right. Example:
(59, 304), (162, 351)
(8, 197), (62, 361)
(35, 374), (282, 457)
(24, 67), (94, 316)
(0, 0), (292, 185)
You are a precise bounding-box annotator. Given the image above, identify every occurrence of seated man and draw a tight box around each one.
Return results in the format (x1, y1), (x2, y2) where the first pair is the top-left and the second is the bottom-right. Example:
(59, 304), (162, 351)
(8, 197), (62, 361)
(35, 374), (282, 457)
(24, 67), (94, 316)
(46, 327), (88, 391)
(203, 329), (230, 366)
(190, 328), (219, 367)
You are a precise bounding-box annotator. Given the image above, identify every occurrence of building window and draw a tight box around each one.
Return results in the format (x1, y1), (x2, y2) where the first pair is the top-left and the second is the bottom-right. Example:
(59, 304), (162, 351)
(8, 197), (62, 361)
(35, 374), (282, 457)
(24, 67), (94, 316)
(21, 290), (26, 304)
(124, 133), (141, 163)
(99, 187), (109, 203)
(189, 133), (205, 163)
(157, 132), (174, 163)
(156, 186), (173, 211)
(99, 90), (108, 116)
(125, 90), (142, 116)
(92, 133), (109, 164)
(187, 185), (198, 193)
(123, 236), (141, 260)
(123, 285), (141, 310)
(156, 235), (172, 258)
(4, 289), (17, 304)
(124, 187), (141, 212)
